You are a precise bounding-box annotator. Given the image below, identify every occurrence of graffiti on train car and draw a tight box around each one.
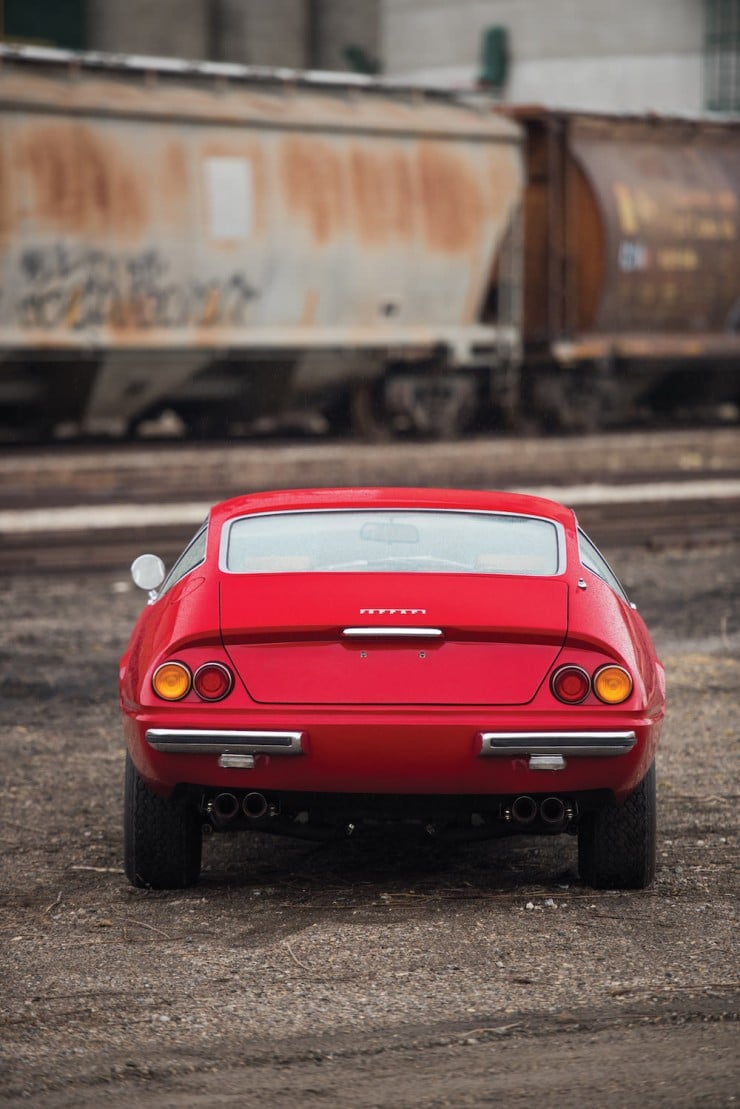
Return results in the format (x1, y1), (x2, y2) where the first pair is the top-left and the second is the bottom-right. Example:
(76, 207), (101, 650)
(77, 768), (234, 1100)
(614, 183), (737, 242)
(614, 183), (737, 282)
(16, 246), (260, 331)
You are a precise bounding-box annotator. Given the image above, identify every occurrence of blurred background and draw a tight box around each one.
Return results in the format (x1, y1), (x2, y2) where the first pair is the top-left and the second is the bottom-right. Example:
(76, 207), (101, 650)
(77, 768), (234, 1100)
(0, 1), (737, 445)
(1, 0), (737, 112)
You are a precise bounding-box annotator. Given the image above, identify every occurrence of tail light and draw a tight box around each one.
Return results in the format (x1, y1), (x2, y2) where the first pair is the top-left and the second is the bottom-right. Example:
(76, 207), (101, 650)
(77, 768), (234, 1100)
(551, 665), (590, 704)
(193, 662), (234, 701)
(594, 665), (632, 704)
(152, 661), (191, 701)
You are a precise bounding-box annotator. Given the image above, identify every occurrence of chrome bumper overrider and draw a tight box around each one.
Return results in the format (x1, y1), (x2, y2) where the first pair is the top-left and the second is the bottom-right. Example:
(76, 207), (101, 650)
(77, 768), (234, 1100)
(145, 729), (305, 755)
(478, 731), (637, 758)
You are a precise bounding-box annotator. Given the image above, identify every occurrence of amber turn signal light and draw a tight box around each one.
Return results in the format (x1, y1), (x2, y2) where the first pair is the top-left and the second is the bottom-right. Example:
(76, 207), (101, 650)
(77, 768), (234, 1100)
(152, 661), (192, 701)
(593, 665), (633, 704)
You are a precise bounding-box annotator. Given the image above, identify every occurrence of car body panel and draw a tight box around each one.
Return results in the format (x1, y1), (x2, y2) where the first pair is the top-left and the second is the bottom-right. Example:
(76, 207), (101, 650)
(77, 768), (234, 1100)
(120, 487), (664, 810)
(219, 573), (569, 705)
(123, 704), (660, 801)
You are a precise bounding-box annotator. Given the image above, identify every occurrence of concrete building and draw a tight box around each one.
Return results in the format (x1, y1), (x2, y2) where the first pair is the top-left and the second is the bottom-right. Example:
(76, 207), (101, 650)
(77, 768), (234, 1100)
(382, 0), (738, 114)
(0, 0), (380, 74)
(86, 0), (312, 70)
(0, 0), (736, 113)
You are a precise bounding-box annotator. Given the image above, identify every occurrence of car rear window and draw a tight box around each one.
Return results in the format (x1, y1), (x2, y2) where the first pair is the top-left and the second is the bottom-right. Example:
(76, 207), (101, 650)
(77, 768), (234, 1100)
(223, 510), (562, 575)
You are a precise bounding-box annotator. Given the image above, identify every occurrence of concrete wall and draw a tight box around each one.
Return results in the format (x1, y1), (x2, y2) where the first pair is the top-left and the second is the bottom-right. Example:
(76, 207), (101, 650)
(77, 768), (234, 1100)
(214, 0), (380, 72)
(214, 0), (308, 67)
(86, 0), (379, 72)
(88, 0), (308, 67)
(314, 0), (381, 72)
(87, 0), (211, 59)
(382, 0), (707, 113)
(80, 0), (709, 113)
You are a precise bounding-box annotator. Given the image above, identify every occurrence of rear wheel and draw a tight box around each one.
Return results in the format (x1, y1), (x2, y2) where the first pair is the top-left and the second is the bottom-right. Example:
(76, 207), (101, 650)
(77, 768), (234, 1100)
(124, 753), (202, 889)
(578, 762), (657, 889)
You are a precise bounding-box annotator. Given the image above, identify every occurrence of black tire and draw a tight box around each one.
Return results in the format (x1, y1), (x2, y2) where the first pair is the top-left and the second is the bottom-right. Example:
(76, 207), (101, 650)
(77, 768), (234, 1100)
(124, 752), (202, 889)
(578, 761), (657, 889)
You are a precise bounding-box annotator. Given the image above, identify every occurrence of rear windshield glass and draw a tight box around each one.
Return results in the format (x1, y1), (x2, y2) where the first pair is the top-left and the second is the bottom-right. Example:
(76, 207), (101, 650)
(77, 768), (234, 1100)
(223, 511), (562, 575)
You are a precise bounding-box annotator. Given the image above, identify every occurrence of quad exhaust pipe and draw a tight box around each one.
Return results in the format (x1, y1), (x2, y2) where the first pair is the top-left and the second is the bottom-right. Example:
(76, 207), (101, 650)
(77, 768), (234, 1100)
(507, 795), (572, 830)
(212, 791), (570, 831)
(210, 791), (270, 822)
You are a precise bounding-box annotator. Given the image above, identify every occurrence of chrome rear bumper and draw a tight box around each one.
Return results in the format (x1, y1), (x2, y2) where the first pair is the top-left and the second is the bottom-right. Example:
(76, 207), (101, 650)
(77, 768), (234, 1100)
(478, 731), (637, 758)
(145, 729), (305, 755)
(144, 727), (636, 763)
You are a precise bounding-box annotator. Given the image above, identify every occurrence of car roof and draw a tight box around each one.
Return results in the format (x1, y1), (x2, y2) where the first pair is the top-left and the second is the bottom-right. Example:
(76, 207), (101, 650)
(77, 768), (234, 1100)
(209, 488), (577, 529)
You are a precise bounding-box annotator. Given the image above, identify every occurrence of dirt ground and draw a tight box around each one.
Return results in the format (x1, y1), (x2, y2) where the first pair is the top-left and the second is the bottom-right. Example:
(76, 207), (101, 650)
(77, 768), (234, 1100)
(1, 540), (738, 1106)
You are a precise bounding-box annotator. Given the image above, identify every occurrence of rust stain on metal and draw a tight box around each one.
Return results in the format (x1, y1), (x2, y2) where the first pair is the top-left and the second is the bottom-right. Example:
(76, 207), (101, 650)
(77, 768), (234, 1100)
(0, 60), (520, 142)
(0, 44), (523, 411)
(575, 127), (740, 336)
(553, 333), (740, 362)
(508, 107), (740, 350)
(160, 142), (191, 227)
(300, 289), (320, 327)
(480, 146), (523, 225)
(417, 142), (485, 253)
(242, 141), (268, 237)
(0, 133), (11, 239)
(280, 136), (347, 244)
(349, 146), (414, 245)
(18, 122), (147, 238)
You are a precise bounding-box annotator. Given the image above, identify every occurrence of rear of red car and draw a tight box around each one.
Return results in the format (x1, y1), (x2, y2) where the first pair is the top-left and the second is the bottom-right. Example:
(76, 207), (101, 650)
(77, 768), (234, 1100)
(120, 489), (664, 890)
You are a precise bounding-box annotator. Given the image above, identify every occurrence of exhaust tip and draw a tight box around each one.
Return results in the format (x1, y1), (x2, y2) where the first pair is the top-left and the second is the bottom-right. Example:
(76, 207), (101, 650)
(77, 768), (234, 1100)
(540, 797), (566, 825)
(212, 792), (240, 820)
(511, 795), (538, 825)
(242, 792), (268, 820)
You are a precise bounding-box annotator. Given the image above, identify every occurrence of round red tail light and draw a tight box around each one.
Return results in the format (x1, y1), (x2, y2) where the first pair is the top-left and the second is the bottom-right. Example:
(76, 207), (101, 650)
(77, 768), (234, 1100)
(193, 662), (233, 701)
(551, 665), (590, 704)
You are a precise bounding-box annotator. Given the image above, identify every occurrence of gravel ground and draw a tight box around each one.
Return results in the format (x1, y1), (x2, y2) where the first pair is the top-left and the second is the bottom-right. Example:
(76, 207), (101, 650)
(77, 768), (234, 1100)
(0, 540), (738, 1106)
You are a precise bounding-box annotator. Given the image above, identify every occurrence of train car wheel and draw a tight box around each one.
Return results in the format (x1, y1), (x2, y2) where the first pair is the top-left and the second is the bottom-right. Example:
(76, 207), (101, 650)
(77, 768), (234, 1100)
(349, 381), (395, 441)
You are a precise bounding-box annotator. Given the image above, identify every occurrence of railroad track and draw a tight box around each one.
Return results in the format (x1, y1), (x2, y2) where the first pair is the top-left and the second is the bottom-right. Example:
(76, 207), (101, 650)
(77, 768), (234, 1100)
(1, 426), (739, 509)
(1, 428), (738, 573)
(2, 496), (739, 575)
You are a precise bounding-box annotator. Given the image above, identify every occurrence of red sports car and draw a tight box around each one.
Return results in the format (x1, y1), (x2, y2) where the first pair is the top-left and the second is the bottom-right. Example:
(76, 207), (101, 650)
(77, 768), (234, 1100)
(120, 487), (665, 890)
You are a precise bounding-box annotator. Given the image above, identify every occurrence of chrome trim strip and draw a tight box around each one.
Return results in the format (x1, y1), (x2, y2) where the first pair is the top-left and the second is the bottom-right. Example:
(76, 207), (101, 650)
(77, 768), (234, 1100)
(145, 728), (305, 755)
(479, 731), (637, 758)
(342, 626), (444, 638)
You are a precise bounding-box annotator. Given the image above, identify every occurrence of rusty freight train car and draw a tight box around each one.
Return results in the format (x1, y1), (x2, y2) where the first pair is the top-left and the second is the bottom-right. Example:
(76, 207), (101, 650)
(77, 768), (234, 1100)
(503, 107), (740, 430)
(0, 44), (738, 441)
(0, 44), (523, 440)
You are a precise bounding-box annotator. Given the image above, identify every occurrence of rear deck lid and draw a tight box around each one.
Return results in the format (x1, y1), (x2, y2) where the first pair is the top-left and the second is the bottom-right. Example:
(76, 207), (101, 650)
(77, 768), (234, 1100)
(219, 573), (568, 705)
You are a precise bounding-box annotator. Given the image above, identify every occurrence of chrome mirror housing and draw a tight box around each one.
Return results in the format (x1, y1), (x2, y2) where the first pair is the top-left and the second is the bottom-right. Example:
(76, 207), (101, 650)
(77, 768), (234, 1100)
(131, 553), (166, 592)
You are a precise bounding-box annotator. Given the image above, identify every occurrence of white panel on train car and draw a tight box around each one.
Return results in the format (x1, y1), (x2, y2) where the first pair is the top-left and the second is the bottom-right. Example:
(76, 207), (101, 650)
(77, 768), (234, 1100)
(204, 157), (253, 240)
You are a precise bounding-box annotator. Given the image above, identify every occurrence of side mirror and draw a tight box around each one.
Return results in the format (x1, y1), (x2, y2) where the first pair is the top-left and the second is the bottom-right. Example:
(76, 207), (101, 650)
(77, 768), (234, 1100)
(131, 553), (166, 592)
